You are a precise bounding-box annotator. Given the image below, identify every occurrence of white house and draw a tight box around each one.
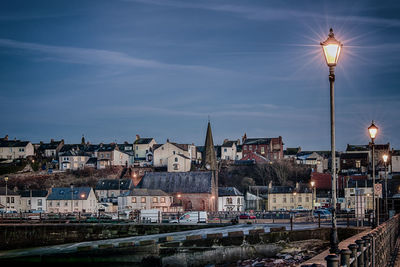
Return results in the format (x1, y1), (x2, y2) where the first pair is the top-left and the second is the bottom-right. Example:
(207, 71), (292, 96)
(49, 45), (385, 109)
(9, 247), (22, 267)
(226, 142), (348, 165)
(0, 187), (21, 212)
(118, 188), (173, 212)
(167, 154), (191, 172)
(153, 141), (194, 167)
(59, 150), (90, 171)
(218, 187), (244, 212)
(97, 144), (130, 169)
(19, 190), (49, 212)
(0, 137), (34, 160)
(221, 140), (241, 161)
(133, 136), (156, 163)
(46, 187), (98, 213)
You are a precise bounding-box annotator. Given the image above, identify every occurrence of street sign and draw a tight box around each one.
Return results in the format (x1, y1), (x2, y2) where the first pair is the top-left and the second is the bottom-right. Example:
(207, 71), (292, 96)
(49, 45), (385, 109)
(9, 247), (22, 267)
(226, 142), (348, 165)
(374, 184), (382, 198)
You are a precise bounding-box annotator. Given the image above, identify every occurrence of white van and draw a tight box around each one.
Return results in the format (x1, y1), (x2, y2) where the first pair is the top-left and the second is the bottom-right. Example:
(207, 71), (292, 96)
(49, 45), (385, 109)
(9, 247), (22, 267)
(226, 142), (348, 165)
(170, 211), (207, 223)
(140, 209), (161, 223)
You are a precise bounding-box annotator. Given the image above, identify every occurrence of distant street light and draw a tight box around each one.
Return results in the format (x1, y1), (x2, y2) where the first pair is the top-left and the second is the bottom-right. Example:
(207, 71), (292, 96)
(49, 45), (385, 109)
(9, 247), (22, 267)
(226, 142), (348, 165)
(383, 154), (389, 219)
(311, 181), (316, 215)
(368, 120), (378, 227)
(321, 28), (342, 254)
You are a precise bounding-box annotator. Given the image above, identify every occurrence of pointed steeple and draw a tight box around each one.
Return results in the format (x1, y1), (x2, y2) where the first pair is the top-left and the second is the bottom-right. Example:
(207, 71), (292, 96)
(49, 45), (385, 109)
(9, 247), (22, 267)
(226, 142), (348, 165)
(202, 121), (217, 171)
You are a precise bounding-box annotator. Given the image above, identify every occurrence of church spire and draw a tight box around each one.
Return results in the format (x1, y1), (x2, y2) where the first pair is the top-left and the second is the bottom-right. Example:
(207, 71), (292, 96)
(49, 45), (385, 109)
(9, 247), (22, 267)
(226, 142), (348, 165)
(202, 121), (217, 171)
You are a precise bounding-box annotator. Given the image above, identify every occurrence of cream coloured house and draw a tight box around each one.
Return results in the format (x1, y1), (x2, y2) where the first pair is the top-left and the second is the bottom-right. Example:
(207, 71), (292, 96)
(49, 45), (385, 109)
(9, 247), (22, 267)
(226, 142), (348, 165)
(59, 151), (90, 171)
(0, 138), (34, 160)
(46, 187), (98, 213)
(265, 184), (313, 211)
(153, 141), (194, 167)
(118, 188), (173, 212)
(19, 190), (48, 212)
(133, 136), (156, 162)
(97, 145), (130, 169)
(0, 187), (21, 212)
(167, 154), (191, 172)
(221, 140), (241, 161)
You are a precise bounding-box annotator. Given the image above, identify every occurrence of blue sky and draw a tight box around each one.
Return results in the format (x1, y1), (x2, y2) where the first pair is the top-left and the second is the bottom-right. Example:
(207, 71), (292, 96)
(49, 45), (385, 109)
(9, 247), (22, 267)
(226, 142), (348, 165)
(1, 0), (399, 151)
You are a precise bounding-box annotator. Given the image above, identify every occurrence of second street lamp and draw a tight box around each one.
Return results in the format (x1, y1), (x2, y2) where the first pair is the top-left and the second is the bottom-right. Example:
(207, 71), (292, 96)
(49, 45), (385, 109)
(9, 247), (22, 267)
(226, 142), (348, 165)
(321, 28), (342, 254)
(368, 120), (378, 227)
(383, 154), (388, 220)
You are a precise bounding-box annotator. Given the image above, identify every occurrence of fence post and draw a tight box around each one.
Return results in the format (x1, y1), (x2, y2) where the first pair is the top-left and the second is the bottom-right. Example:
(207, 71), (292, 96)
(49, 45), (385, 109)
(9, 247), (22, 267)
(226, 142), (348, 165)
(318, 213), (321, 228)
(355, 239), (365, 267)
(348, 244), (358, 267)
(362, 235), (371, 266)
(325, 254), (339, 267)
(290, 216), (293, 231)
(340, 249), (351, 267)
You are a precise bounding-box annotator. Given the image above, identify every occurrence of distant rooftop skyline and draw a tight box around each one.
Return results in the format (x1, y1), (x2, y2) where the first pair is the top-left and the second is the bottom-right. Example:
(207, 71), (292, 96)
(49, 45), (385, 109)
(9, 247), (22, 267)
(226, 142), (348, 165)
(1, 0), (399, 151)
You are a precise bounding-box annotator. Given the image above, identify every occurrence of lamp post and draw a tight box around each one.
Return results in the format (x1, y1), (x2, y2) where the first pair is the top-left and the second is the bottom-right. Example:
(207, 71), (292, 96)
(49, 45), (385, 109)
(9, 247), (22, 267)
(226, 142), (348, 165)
(321, 28), (342, 254)
(4, 176), (8, 213)
(383, 154), (388, 219)
(311, 181), (315, 215)
(368, 120), (378, 227)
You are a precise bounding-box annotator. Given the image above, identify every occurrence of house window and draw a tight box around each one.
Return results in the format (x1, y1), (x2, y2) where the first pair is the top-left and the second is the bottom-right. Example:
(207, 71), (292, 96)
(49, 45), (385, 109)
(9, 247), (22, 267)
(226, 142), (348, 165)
(237, 198), (240, 204)
(355, 160), (361, 168)
(64, 201), (68, 206)
(273, 198), (276, 203)
(283, 198), (287, 203)
(153, 197), (158, 203)
(49, 201), (53, 207)
(226, 198), (233, 204)
(11, 197), (14, 203)
(37, 199), (42, 206)
(131, 197), (136, 203)
(224, 148), (227, 152)
(141, 197), (146, 203)
(306, 197), (309, 202)
(160, 197), (165, 203)
(290, 198), (294, 203)
(298, 197), (302, 202)
(244, 145), (247, 150)
(175, 157), (178, 162)
(261, 147), (265, 154)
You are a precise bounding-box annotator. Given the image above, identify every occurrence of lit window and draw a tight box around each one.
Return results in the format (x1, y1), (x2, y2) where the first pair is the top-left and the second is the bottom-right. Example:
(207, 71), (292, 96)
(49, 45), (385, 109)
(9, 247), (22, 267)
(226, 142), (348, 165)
(131, 197), (136, 203)
(153, 197), (158, 203)
(141, 197), (146, 203)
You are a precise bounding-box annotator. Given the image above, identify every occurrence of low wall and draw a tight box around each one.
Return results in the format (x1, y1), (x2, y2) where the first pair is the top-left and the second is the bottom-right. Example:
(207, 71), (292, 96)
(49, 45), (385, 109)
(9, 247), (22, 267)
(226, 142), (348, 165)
(0, 226), (366, 266)
(0, 223), (225, 250)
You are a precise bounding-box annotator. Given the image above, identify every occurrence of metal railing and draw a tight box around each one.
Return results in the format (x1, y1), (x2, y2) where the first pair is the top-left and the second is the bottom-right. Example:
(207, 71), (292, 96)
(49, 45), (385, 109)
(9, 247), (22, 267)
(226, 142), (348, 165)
(302, 214), (400, 267)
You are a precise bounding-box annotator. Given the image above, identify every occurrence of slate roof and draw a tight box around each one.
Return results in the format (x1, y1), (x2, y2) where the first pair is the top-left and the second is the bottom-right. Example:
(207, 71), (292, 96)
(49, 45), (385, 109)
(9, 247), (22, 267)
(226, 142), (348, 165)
(47, 187), (92, 200)
(38, 141), (63, 150)
(134, 138), (154, 145)
(0, 140), (30, 148)
(218, 187), (243, 196)
(137, 171), (213, 194)
(60, 150), (91, 157)
(124, 188), (169, 196)
(243, 138), (270, 145)
(221, 140), (237, 148)
(341, 153), (368, 159)
(19, 190), (48, 198)
(0, 187), (19, 196)
(153, 142), (190, 152)
(346, 144), (369, 152)
(95, 179), (133, 191)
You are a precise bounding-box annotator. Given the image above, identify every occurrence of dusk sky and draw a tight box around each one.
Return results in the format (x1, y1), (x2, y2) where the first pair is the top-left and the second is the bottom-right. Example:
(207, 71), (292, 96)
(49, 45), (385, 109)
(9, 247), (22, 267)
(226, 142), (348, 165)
(1, 0), (399, 151)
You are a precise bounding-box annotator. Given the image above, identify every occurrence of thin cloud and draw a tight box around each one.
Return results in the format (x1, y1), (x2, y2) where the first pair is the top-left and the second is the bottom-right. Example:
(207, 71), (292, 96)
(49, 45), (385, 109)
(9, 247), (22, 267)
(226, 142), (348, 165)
(127, 0), (400, 27)
(0, 38), (224, 73)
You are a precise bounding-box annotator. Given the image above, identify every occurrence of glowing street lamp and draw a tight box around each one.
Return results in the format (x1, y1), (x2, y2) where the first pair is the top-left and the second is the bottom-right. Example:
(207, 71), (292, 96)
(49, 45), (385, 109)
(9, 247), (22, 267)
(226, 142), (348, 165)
(368, 120), (378, 227)
(321, 28), (342, 254)
(311, 181), (316, 215)
(383, 154), (389, 219)
(4, 176), (8, 213)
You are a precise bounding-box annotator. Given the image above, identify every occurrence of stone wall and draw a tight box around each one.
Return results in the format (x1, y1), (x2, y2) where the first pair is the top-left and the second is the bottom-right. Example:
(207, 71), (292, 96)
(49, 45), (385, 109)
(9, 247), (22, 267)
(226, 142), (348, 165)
(0, 223), (220, 250)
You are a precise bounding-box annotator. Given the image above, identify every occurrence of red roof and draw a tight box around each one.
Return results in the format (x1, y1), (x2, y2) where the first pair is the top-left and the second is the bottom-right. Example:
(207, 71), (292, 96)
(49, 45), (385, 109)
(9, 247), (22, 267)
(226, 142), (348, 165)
(311, 172), (368, 190)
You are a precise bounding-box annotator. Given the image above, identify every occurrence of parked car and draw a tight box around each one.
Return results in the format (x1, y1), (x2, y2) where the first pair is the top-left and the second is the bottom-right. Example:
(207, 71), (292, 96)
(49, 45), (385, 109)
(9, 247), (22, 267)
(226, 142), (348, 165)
(314, 209), (332, 218)
(239, 213), (256, 219)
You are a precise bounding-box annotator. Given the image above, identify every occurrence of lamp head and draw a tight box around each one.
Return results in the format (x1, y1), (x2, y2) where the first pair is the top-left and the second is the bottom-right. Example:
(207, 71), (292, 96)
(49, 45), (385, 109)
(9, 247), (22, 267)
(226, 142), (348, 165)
(383, 154), (388, 163)
(368, 120), (378, 140)
(320, 28), (343, 67)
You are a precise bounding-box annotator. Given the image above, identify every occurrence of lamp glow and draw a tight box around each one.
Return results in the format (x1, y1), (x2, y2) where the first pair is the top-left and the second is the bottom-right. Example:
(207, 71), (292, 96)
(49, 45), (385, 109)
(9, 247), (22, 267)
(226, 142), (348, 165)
(383, 154), (388, 163)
